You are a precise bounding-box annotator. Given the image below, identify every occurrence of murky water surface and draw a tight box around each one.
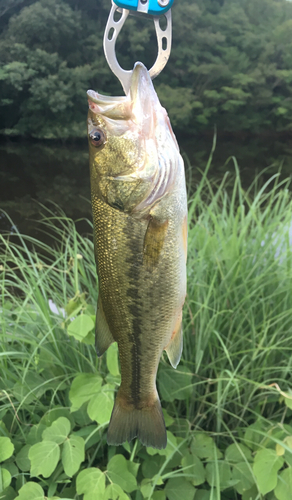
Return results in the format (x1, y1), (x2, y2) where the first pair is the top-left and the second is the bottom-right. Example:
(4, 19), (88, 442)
(1, 134), (292, 237)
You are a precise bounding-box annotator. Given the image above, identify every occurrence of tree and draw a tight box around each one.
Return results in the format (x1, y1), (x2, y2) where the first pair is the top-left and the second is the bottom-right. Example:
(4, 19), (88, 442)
(0, 0), (292, 138)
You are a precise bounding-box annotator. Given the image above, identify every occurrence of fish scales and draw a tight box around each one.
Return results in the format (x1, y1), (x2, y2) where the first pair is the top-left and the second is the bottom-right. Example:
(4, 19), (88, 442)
(88, 62), (187, 449)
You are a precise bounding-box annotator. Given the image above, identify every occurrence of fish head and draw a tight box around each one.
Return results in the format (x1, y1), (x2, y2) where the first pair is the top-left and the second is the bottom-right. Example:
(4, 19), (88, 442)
(87, 62), (180, 213)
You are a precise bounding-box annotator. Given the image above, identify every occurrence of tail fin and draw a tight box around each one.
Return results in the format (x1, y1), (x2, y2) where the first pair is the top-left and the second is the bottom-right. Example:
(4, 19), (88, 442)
(107, 393), (167, 449)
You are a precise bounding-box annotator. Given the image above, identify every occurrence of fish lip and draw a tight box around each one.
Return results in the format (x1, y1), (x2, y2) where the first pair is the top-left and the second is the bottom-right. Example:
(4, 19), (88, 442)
(87, 89), (127, 104)
(129, 62), (152, 98)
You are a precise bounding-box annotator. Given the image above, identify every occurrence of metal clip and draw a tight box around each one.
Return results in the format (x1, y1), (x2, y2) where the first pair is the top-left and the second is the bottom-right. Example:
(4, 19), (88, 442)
(114, 0), (174, 16)
(103, 0), (172, 94)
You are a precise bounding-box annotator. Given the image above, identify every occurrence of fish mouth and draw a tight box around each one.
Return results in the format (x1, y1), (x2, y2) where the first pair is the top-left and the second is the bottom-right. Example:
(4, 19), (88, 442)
(87, 62), (176, 147)
(87, 62), (151, 103)
(87, 90), (126, 104)
(87, 88), (132, 120)
(86, 62), (157, 125)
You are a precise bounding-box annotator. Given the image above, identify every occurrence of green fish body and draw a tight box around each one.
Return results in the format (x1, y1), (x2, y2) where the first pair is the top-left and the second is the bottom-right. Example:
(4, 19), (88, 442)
(87, 63), (187, 449)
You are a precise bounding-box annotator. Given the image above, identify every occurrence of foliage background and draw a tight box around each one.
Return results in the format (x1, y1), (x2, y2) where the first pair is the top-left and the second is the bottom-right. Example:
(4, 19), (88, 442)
(2, 165), (292, 499)
(0, 0), (292, 138)
(2, 1), (292, 499)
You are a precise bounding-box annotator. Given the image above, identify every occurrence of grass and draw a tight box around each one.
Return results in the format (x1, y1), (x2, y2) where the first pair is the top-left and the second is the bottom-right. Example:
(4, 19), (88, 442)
(1, 160), (292, 499)
(184, 160), (292, 436)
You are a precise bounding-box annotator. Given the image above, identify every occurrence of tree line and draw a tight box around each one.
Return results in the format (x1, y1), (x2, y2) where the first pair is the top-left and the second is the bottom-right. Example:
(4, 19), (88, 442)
(0, 0), (292, 139)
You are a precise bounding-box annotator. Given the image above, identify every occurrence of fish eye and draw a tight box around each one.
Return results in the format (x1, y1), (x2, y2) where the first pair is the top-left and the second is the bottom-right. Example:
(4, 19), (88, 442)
(89, 129), (106, 147)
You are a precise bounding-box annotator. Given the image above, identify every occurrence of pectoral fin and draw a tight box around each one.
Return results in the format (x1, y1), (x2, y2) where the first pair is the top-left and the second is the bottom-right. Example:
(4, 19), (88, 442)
(164, 312), (183, 368)
(143, 217), (168, 268)
(95, 294), (114, 356)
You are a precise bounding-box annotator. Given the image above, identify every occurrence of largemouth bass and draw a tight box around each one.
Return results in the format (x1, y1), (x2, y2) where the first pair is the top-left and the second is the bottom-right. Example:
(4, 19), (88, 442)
(87, 62), (187, 449)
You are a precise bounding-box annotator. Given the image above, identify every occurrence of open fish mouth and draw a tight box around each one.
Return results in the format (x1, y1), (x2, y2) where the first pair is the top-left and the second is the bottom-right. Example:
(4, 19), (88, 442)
(87, 62), (178, 146)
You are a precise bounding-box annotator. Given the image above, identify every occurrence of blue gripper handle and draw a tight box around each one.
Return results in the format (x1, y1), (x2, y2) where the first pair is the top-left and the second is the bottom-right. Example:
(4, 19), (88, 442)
(113, 0), (174, 16)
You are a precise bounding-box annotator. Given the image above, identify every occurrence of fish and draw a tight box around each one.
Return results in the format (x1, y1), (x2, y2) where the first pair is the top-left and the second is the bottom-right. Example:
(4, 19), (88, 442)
(87, 62), (187, 449)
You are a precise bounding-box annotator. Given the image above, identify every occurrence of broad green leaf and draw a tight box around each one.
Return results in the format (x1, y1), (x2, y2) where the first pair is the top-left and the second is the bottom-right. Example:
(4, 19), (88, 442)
(167, 418), (189, 438)
(2, 462), (17, 477)
(62, 434), (85, 477)
(164, 477), (196, 500)
(107, 455), (137, 493)
(27, 424), (47, 445)
(0, 421), (9, 438)
(127, 460), (140, 478)
(152, 492), (166, 500)
(147, 431), (177, 458)
(225, 443), (253, 463)
(16, 482), (45, 500)
(232, 461), (255, 494)
(242, 485), (260, 500)
(0, 437), (14, 462)
(81, 330), (95, 345)
(69, 373), (102, 412)
(73, 403), (92, 426)
(142, 455), (165, 478)
(158, 366), (192, 402)
(87, 384), (114, 424)
(15, 474), (27, 493)
(244, 421), (264, 451)
(1, 486), (17, 500)
(106, 343), (120, 377)
(0, 467), (11, 491)
(76, 468), (105, 500)
(140, 478), (152, 498)
(181, 451), (205, 486)
(74, 425), (101, 449)
(67, 314), (94, 341)
(40, 408), (75, 428)
(253, 448), (284, 495)
(104, 483), (130, 500)
(140, 477), (163, 498)
(15, 445), (31, 472)
(42, 417), (71, 444)
(191, 433), (223, 459)
(155, 475), (164, 486)
(206, 461), (232, 490)
(275, 467), (292, 500)
(168, 438), (188, 470)
(29, 441), (60, 478)
(162, 409), (174, 428)
(194, 491), (210, 500)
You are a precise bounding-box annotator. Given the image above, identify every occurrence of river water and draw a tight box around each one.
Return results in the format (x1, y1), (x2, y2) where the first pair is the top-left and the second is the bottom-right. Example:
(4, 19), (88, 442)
(1, 133), (292, 237)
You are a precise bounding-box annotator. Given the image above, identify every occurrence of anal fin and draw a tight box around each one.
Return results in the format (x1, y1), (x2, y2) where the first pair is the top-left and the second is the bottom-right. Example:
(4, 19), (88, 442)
(95, 294), (114, 357)
(164, 312), (183, 368)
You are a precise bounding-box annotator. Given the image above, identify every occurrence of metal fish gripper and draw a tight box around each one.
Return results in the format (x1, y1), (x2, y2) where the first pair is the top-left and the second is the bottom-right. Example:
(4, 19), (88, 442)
(103, 0), (173, 94)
